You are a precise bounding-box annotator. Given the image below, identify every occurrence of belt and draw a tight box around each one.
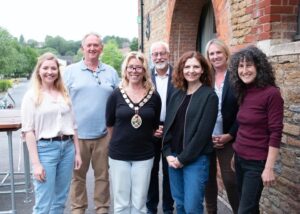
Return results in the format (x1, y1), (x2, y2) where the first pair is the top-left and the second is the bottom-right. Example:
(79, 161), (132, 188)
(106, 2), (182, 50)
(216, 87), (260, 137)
(41, 135), (73, 141)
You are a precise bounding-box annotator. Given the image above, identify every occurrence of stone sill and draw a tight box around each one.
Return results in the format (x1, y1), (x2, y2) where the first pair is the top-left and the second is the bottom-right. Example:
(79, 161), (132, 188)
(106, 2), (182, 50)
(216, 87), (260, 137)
(257, 40), (300, 57)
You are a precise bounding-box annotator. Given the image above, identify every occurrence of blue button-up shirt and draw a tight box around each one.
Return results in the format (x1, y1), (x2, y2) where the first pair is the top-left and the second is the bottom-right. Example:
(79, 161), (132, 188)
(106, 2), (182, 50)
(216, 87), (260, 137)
(63, 60), (119, 139)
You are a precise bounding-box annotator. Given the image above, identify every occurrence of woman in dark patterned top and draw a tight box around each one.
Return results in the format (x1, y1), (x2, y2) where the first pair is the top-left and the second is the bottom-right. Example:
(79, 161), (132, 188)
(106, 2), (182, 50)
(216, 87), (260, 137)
(229, 46), (284, 214)
(162, 51), (218, 214)
(106, 52), (161, 214)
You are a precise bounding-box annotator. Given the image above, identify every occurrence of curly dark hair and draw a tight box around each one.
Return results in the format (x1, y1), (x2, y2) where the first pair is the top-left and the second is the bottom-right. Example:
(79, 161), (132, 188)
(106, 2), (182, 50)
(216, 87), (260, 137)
(172, 51), (213, 90)
(229, 46), (276, 104)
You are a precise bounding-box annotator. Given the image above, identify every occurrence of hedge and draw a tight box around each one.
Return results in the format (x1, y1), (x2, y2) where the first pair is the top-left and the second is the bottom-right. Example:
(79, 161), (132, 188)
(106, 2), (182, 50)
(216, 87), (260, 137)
(0, 79), (13, 92)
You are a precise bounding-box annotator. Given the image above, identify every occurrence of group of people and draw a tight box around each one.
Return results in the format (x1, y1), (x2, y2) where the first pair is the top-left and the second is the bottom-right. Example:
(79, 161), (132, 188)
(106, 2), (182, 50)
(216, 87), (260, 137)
(21, 32), (283, 214)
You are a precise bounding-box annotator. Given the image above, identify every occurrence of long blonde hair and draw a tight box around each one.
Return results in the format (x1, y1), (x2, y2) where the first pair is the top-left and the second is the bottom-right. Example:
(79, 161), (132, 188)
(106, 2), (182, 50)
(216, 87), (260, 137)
(120, 51), (154, 91)
(30, 52), (70, 106)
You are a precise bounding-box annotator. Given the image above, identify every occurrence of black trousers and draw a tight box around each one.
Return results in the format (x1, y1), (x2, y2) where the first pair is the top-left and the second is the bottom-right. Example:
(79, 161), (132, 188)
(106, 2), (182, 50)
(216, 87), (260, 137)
(205, 142), (239, 214)
(146, 136), (174, 213)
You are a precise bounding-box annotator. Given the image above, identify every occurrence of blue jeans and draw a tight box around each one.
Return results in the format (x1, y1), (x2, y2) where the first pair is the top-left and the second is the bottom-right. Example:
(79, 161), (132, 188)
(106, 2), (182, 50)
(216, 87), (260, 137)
(235, 154), (265, 214)
(33, 139), (75, 214)
(168, 155), (210, 214)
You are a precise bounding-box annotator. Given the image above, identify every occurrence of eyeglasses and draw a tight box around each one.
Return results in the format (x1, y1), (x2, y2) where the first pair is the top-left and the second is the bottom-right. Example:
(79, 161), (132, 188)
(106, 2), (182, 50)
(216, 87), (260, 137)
(92, 72), (101, 85)
(151, 52), (167, 58)
(126, 66), (144, 72)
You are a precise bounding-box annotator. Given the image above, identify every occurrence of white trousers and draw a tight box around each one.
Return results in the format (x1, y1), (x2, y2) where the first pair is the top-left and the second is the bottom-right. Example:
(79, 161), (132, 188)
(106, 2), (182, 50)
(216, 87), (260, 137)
(109, 157), (154, 214)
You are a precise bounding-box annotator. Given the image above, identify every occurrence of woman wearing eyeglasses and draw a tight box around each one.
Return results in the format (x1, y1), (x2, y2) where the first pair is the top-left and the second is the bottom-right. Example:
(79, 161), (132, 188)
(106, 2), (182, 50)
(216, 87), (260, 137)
(106, 51), (161, 214)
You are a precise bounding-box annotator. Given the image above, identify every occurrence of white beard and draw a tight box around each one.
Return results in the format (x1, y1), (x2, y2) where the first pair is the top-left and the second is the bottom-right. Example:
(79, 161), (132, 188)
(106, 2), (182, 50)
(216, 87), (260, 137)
(154, 61), (168, 70)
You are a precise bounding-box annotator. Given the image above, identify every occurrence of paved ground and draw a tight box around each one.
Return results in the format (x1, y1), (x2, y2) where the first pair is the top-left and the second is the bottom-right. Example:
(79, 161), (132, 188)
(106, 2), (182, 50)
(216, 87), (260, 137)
(0, 81), (232, 214)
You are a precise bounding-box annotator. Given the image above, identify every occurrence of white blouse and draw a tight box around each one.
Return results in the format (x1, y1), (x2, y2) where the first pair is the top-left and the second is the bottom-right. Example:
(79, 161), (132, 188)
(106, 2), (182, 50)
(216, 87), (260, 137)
(21, 89), (77, 140)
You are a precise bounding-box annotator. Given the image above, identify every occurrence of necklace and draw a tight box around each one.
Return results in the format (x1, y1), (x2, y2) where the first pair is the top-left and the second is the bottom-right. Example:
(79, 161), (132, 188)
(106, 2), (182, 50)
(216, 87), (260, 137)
(120, 86), (155, 129)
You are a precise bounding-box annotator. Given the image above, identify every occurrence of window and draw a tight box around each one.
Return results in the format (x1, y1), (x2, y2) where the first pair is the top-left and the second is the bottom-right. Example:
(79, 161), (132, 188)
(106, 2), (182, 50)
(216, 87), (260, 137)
(197, 1), (216, 54)
(294, 4), (300, 41)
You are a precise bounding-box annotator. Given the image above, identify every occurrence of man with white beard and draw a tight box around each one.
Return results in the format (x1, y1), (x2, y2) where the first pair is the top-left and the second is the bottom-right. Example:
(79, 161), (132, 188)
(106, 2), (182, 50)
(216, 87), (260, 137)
(147, 41), (175, 214)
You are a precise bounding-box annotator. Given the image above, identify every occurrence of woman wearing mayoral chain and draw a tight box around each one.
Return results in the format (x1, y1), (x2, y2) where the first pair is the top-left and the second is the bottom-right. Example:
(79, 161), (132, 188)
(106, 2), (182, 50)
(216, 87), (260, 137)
(106, 51), (161, 213)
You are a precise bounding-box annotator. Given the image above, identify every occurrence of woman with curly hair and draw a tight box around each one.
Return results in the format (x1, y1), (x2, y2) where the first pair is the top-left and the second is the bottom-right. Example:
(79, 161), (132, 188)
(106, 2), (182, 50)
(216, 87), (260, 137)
(229, 46), (284, 214)
(162, 51), (218, 213)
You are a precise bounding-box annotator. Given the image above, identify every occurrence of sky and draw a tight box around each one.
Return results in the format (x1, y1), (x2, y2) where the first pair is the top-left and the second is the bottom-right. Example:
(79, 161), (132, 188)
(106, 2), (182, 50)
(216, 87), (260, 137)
(0, 0), (139, 42)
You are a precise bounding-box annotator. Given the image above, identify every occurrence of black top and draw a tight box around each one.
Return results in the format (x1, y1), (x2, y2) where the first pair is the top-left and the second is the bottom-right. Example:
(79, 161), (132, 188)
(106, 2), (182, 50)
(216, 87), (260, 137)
(220, 72), (239, 138)
(106, 88), (161, 161)
(163, 86), (218, 165)
(170, 94), (191, 154)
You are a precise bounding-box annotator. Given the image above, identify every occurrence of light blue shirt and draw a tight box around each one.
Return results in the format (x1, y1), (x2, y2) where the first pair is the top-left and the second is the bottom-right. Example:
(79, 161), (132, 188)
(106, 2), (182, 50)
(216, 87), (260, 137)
(63, 60), (119, 139)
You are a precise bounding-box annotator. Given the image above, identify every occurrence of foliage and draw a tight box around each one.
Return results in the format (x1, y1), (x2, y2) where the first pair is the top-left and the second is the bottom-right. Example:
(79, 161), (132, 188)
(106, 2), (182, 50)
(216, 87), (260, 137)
(19, 35), (25, 45)
(36, 47), (60, 56)
(0, 27), (16, 77)
(73, 48), (83, 63)
(103, 35), (130, 48)
(0, 27), (38, 78)
(0, 79), (12, 92)
(0, 25), (133, 78)
(130, 37), (138, 51)
(15, 46), (38, 78)
(44, 36), (81, 56)
(101, 39), (124, 76)
(27, 39), (39, 48)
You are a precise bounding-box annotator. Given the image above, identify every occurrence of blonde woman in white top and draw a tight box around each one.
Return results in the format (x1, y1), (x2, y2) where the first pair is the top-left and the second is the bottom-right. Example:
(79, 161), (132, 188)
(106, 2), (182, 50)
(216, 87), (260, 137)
(21, 52), (82, 214)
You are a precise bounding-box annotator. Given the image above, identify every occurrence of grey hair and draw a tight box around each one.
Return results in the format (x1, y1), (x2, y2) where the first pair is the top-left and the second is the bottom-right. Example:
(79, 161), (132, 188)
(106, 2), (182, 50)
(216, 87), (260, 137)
(81, 32), (103, 47)
(150, 41), (170, 54)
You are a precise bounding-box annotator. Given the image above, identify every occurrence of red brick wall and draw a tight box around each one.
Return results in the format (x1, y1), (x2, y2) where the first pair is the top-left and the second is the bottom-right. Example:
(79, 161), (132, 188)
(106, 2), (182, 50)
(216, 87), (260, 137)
(231, 0), (299, 46)
(139, 1), (300, 212)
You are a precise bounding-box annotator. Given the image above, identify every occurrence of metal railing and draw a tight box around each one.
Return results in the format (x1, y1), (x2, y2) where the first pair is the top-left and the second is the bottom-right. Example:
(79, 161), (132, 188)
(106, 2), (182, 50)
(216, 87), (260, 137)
(0, 91), (15, 109)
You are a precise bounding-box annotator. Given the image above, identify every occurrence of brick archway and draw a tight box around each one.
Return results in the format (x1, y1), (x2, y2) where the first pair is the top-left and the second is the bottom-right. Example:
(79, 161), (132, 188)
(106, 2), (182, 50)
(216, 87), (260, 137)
(167, 0), (231, 64)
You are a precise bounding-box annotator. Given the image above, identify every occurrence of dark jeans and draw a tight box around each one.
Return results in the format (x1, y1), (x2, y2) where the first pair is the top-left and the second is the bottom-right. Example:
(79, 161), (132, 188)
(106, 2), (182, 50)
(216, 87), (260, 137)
(235, 154), (265, 214)
(205, 143), (239, 214)
(147, 137), (174, 214)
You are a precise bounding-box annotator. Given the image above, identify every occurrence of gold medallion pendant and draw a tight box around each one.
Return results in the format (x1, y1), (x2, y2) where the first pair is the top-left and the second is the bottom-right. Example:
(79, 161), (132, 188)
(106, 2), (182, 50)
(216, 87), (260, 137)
(120, 86), (155, 129)
(131, 114), (142, 129)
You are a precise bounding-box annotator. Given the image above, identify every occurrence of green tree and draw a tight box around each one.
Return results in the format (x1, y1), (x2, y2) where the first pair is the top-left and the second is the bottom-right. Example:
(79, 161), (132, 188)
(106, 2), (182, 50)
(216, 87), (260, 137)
(36, 47), (60, 56)
(0, 27), (16, 77)
(0, 27), (37, 78)
(103, 35), (130, 48)
(19, 34), (25, 45)
(16, 46), (37, 78)
(27, 39), (39, 48)
(44, 36), (80, 56)
(101, 39), (123, 76)
(73, 48), (83, 63)
(130, 37), (138, 51)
